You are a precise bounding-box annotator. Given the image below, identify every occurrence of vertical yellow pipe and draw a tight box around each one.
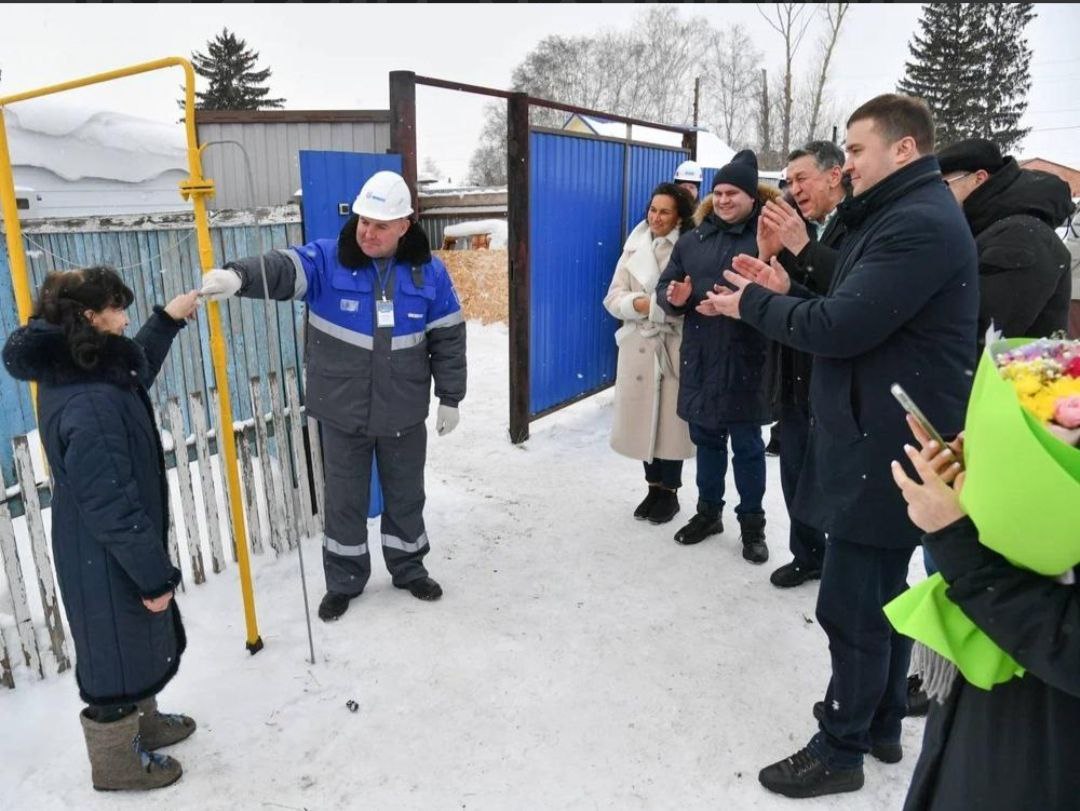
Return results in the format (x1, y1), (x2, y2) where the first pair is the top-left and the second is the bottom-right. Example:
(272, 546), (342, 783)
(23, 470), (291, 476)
(0, 115), (33, 323)
(0, 58), (262, 652)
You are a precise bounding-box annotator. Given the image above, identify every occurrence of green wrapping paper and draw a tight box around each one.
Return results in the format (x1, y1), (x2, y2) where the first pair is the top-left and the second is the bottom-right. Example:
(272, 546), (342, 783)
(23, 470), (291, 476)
(884, 338), (1080, 689)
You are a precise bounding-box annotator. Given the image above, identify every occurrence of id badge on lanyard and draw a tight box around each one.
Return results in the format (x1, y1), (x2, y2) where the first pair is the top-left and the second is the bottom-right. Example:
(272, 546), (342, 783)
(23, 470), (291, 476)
(376, 299), (395, 329)
(376, 259), (395, 328)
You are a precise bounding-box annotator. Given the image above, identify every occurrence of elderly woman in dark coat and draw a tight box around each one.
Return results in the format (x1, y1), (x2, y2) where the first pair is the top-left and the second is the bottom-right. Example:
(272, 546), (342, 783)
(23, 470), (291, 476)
(3, 267), (200, 791)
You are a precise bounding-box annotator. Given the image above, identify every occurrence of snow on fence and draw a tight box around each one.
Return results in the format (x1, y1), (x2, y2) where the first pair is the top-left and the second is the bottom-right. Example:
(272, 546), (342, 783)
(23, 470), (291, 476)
(0, 371), (322, 690)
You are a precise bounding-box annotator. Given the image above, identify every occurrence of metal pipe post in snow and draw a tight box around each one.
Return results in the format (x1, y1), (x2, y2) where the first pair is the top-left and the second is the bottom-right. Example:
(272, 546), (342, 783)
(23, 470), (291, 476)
(0, 57), (263, 654)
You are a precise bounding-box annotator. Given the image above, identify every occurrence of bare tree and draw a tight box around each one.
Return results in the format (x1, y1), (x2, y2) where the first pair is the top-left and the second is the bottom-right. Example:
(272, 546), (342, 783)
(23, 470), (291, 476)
(702, 24), (765, 148)
(805, 3), (850, 141)
(757, 3), (815, 158)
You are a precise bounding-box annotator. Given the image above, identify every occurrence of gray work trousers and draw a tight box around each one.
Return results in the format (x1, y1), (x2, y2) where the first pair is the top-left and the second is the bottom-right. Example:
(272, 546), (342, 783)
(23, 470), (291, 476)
(319, 421), (430, 595)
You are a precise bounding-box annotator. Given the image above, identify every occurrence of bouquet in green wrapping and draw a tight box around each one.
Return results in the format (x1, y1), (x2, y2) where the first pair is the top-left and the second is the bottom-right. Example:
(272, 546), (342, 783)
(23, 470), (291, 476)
(884, 334), (1080, 690)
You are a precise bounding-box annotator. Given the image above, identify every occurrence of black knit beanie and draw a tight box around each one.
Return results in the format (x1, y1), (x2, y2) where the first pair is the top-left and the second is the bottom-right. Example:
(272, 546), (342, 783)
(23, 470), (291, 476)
(712, 149), (759, 198)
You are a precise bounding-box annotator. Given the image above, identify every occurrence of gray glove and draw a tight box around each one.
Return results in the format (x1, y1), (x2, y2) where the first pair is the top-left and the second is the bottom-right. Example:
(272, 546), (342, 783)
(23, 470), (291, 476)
(435, 404), (460, 437)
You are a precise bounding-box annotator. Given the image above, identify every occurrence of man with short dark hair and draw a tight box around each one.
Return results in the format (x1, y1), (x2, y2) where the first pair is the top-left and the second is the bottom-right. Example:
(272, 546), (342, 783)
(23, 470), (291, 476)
(757, 141), (847, 590)
(699, 94), (978, 798)
(937, 137), (1074, 355)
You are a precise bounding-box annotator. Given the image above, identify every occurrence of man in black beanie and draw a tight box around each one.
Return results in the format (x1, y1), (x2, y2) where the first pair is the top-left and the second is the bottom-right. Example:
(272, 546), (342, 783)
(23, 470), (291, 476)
(655, 148), (775, 564)
(938, 137), (1074, 357)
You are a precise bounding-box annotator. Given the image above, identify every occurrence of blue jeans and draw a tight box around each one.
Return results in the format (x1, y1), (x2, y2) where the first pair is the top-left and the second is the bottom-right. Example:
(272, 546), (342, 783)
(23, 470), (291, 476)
(811, 537), (915, 769)
(688, 421), (765, 517)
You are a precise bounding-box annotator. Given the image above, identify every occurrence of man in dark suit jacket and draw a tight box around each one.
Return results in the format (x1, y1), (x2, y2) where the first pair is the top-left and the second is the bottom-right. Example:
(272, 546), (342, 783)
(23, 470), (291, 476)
(757, 141), (849, 590)
(699, 95), (978, 799)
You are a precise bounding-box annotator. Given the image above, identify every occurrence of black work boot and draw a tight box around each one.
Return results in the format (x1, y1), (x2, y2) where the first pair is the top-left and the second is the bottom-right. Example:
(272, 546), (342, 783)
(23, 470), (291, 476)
(759, 745), (864, 799)
(738, 513), (769, 564)
(634, 486), (661, 520)
(397, 576), (443, 601)
(317, 591), (356, 622)
(674, 510), (722, 545)
(770, 560), (822, 588)
(647, 488), (680, 525)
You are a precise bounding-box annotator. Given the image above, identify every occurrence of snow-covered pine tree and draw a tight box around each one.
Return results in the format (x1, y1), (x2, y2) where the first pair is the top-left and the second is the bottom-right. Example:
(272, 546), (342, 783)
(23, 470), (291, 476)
(899, 3), (1035, 153)
(978, 3), (1035, 153)
(182, 28), (285, 111)
(898, 3), (986, 150)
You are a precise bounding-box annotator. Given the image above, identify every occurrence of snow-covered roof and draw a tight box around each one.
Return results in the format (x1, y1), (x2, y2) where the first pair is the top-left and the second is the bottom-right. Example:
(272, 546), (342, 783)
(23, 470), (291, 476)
(563, 114), (735, 169)
(442, 219), (508, 249)
(3, 100), (187, 183)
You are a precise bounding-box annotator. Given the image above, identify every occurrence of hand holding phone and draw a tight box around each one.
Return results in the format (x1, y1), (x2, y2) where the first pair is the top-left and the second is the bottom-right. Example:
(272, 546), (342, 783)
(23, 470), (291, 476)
(890, 383), (949, 452)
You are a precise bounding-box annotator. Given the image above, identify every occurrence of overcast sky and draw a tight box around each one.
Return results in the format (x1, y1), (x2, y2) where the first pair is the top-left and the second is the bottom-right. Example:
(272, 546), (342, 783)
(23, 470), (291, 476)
(2, 3), (1077, 184)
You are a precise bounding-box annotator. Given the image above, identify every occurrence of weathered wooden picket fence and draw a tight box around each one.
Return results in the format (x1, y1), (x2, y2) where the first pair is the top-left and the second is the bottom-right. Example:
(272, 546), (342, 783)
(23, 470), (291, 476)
(0, 369), (324, 690)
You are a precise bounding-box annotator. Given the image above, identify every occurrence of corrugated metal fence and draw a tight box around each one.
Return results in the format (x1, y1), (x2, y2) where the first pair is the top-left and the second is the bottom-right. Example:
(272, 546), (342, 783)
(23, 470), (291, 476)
(0, 209), (306, 478)
(528, 129), (686, 417)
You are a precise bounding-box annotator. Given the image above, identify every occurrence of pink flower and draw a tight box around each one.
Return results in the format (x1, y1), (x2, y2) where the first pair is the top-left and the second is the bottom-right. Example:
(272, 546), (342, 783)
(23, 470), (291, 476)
(1054, 396), (1080, 429)
(1065, 356), (1080, 379)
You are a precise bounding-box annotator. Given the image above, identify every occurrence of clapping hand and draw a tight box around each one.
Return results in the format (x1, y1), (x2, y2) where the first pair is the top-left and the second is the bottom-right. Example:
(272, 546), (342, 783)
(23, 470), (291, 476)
(666, 276), (693, 307)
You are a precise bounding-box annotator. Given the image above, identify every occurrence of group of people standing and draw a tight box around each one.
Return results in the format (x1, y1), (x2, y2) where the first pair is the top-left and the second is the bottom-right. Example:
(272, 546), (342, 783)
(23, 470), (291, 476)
(604, 92), (1079, 806)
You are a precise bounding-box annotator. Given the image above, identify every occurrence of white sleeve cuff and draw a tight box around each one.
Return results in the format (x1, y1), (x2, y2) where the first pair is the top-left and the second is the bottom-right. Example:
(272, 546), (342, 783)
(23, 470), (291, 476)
(619, 294), (647, 320)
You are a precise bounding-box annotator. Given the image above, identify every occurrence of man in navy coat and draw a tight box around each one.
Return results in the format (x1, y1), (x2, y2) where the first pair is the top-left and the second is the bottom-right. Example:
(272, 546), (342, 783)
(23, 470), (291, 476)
(700, 94), (978, 798)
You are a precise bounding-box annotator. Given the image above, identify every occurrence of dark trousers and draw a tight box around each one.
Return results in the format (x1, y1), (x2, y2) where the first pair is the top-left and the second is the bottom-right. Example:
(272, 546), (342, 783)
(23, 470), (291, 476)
(688, 421), (765, 517)
(778, 400), (826, 569)
(320, 422), (430, 595)
(84, 703), (137, 723)
(643, 458), (683, 489)
(812, 537), (915, 769)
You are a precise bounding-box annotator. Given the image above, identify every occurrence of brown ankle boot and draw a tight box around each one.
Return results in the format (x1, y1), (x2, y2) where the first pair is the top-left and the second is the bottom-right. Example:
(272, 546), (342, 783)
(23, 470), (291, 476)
(80, 708), (182, 791)
(136, 696), (196, 749)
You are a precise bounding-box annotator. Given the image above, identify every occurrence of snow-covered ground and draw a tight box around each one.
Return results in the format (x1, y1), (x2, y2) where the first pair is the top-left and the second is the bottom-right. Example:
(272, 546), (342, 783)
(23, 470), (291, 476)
(1, 321), (927, 809)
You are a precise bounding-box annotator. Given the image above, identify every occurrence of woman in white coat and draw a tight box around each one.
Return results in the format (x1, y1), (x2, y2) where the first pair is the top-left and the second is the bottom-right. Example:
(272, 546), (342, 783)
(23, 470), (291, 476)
(604, 183), (696, 524)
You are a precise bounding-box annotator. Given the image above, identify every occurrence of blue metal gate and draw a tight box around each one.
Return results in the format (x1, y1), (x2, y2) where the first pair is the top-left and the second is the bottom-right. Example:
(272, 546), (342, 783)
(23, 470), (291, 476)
(298, 150), (403, 516)
(528, 131), (686, 418)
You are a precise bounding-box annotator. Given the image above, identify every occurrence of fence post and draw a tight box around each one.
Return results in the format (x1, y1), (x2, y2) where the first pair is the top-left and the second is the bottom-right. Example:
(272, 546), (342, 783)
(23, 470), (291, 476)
(164, 398), (205, 585)
(507, 91), (531, 444)
(284, 367), (315, 539)
(307, 417), (325, 535)
(12, 436), (69, 673)
(210, 387), (238, 563)
(267, 371), (300, 547)
(0, 498), (42, 680)
(250, 377), (286, 556)
(389, 71), (419, 217)
(237, 428), (264, 556)
(188, 391), (226, 574)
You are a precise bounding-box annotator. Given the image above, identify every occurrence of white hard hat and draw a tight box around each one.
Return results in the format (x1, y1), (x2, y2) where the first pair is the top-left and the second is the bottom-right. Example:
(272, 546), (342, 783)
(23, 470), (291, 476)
(351, 171), (413, 220)
(674, 160), (703, 184)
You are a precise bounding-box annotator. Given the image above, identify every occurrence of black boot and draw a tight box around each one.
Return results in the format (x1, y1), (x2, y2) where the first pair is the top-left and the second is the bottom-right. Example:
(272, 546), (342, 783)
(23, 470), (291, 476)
(906, 674), (930, 717)
(674, 512), (722, 545)
(738, 513), (769, 564)
(317, 591), (356, 622)
(769, 560), (821, 588)
(812, 702), (902, 763)
(759, 746), (864, 799)
(634, 486), (661, 520)
(397, 576), (443, 601)
(647, 488), (680, 524)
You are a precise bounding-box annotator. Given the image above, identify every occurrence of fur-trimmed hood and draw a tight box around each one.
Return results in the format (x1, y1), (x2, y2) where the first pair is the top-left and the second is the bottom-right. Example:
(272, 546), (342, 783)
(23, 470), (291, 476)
(336, 214), (433, 269)
(2, 318), (148, 388)
(693, 183), (781, 226)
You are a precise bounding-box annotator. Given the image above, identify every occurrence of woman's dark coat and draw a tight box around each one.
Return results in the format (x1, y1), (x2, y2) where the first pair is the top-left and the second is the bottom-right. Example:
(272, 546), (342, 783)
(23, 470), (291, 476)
(3, 309), (185, 705)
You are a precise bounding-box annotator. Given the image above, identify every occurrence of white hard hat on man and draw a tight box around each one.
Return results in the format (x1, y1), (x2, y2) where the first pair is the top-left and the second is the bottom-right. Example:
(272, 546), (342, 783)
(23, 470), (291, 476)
(352, 170), (413, 220)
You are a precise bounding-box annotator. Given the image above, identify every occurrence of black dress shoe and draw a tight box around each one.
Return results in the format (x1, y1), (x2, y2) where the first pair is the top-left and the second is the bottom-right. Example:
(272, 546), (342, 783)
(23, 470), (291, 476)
(759, 746), (864, 799)
(811, 703), (903, 764)
(318, 591), (356, 622)
(397, 576), (443, 601)
(634, 487), (660, 520)
(770, 561), (822, 588)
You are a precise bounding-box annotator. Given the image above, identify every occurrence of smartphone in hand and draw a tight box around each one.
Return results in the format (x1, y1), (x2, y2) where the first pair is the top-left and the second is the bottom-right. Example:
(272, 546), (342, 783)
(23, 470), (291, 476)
(890, 383), (949, 452)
